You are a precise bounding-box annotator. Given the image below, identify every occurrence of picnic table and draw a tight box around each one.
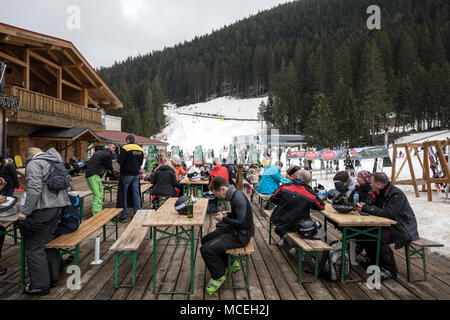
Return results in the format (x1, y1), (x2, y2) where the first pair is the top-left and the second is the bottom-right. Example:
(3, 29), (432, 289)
(314, 203), (396, 282)
(102, 179), (151, 202)
(142, 197), (208, 294)
(179, 177), (209, 198)
(0, 213), (25, 285)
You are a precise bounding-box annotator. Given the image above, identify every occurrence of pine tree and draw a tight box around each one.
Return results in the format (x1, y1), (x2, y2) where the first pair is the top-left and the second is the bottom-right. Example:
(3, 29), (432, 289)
(304, 93), (338, 149)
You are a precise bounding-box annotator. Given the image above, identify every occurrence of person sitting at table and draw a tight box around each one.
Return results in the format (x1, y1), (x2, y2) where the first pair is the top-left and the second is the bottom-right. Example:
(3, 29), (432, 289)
(85, 144), (115, 216)
(270, 168), (325, 251)
(257, 161), (283, 195)
(201, 176), (254, 295)
(172, 155), (187, 180)
(209, 158), (229, 185)
(333, 171), (356, 198)
(0, 177), (9, 276)
(356, 172), (419, 281)
(348, 170), (375, 204)
(151, 163), (179, 199)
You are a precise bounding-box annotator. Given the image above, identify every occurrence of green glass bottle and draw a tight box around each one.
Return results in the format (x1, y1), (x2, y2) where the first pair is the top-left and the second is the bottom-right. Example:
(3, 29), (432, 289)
(187, 196), (193, 218)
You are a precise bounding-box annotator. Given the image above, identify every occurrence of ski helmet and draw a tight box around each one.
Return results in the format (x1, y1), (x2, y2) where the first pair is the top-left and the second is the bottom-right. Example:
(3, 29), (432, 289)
(174, 196), (197, 215)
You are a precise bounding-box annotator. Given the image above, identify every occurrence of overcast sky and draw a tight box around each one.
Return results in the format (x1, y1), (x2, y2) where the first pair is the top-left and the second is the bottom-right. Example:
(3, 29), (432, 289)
(0, 0), (292, 68)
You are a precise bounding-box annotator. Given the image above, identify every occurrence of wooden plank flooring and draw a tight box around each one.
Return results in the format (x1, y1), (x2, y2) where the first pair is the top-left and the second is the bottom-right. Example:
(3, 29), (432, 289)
(0, 187), (449, 300)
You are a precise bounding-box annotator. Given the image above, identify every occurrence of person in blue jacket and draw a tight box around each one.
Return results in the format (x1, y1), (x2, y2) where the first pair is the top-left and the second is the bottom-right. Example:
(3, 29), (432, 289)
(257, 161), (283, 195)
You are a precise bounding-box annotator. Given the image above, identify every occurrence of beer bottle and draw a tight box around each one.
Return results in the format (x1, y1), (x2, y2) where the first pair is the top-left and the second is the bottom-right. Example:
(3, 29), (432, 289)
(187, 196), (194, 218)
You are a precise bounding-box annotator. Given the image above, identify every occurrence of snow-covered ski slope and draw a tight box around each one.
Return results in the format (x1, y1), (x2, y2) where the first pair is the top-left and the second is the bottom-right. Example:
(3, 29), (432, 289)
(154, 96), (267, 154)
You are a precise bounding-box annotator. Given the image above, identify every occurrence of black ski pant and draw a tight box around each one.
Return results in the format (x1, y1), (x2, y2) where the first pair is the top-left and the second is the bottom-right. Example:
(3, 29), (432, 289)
(357, 227), (399, 275)
(200, 227), (252, 280)
(24, 207), (62, 289)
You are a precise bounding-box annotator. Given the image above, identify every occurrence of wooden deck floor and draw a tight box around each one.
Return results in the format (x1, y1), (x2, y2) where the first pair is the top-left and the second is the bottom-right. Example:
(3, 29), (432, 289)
(0, 188), (449, 300)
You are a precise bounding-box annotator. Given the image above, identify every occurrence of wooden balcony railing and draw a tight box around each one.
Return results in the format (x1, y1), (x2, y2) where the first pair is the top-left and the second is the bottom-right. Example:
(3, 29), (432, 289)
(4, 85), (102, 125)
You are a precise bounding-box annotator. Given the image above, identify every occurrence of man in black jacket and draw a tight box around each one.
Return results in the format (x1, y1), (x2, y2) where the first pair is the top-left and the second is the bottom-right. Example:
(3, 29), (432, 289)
(0, 156), (19, 197)
(270, 169), (325, 247)
(85, 144), (115, 215)
(117, 135), (144, 222)
(356, 172), (419, 281)
(201, 176), (254, 295)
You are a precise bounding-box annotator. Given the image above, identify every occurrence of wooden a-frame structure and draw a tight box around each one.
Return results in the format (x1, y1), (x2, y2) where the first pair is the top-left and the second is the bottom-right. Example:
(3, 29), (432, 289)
(391, 139), (450, 201)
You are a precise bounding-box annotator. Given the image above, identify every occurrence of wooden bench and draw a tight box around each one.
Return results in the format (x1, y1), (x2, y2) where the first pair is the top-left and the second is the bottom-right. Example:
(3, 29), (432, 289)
(285, 232), (332, 283)
(140, 183), (153, 203)
(405, 237), (444, 282)
(226, 240), (254, 289)
(46, 208), (122, 266)
(110, 209), (154, 288)
(263, 209), (275, 245)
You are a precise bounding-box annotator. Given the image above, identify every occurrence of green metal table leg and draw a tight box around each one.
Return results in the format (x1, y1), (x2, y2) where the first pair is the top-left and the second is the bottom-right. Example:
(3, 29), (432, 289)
(375, 227), (381, 267)
(313, 251), (319, 282)
(115, 217), (118, 240)
(422, 248), (427, 281)
(190, 226), (195, 294)
(152, 227), (157, 293)
(340, 227), (348, 283)
(245, 255), (249, 288)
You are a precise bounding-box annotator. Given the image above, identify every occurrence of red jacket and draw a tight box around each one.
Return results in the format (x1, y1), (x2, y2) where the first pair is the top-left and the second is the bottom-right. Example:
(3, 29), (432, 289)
(209, 165), (229, 183)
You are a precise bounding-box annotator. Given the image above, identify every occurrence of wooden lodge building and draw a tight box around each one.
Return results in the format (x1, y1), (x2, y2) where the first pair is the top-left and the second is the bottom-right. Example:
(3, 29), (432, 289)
(0, 22), (123, 164)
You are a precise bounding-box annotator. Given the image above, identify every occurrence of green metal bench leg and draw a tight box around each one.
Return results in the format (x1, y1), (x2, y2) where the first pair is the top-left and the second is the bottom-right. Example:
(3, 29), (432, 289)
(227, 255), (233, 289)
(74, 245), (80, 266)
(422, 248), (427, 281)
(115, 217), (119, 240)
(245, 255), (249, 288)
(103, 225), (107, 241)
(20, 235), (25, 284)
(269, 222), (273, 245)
(132, 251), (137, 287)
(114, 253), (119, 288)
(13, 225), (18, 245)
(405, 246), (412, 282)
(298, 249), (304, 282)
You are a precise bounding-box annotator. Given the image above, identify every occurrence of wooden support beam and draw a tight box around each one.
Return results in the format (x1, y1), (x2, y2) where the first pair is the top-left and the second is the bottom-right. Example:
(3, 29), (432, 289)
(23, 48), (30, 89)
(77, 66), (97, 87)
(405, 145), (420, 197)
(29, 66), (51, 85)
(391, 144), (397, 183)
(44, 65), (57, 77)
(62, 79), (82, 91)
(29, 50), (61, 70)
(81, 86), (89, 107)
(423, 144), (433, 201)
(63, 67), (83, 85)
(88, 96), (101, 109)
(0, 50), (27, 67)
(62, 63), (83, 68)
(57, 67), (62, 99)
(394, 157), (408, 182)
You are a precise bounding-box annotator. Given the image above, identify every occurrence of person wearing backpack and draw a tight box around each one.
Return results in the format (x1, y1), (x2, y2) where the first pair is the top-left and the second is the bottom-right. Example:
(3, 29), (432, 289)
(17, 147), (71, 295)
(356, 172), (419, 281)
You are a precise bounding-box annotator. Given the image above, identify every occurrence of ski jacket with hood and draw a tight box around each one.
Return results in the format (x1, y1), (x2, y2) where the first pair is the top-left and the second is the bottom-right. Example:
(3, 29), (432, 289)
(270, 179), (325, 235)
(22, 148), (71, 216)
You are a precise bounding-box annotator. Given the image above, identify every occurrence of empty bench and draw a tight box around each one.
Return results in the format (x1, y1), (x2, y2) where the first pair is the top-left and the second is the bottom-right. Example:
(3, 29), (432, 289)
(405, 237), (444, 282)
(226, 240), (254, 289)
(286, 232), (332, 283)
(46, 208), (122, 266)
(110, 209), (154, 288)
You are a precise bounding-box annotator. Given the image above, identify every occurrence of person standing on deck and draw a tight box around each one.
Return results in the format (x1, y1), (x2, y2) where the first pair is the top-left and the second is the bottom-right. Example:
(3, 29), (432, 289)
(85, 144), (115, 216)
(117, 135), (144, 223)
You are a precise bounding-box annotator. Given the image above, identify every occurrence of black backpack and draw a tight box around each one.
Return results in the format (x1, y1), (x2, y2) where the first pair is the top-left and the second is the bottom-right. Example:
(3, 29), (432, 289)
(32, 158), (72, 192)
(55, 194), (80, 237)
